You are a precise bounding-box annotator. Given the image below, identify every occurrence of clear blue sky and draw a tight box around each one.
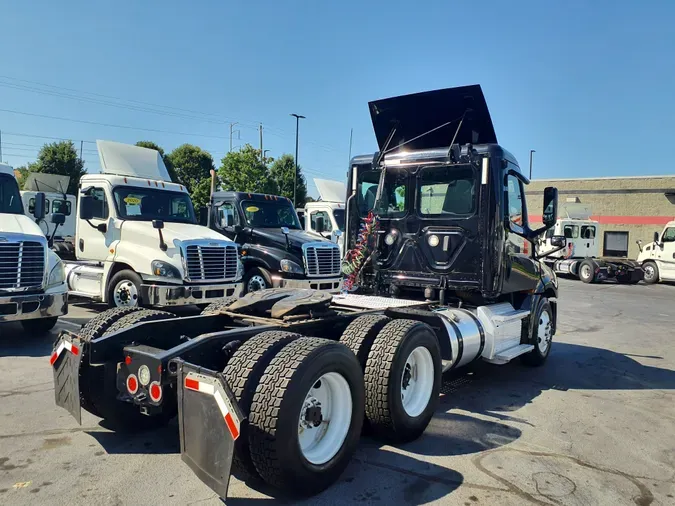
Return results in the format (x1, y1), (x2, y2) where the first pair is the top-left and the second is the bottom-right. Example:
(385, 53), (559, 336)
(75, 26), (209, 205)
(1, 0), (674, 197)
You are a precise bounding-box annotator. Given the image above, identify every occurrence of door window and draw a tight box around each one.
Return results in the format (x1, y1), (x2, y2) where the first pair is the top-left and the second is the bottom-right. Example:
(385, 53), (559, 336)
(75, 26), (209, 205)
(85, 187), (109, 219)
(581, 225), (596, 239)
(310, 210), (332, 232)
(662, 227), (675, 242)
(52, 199), (72, 216)
(506, 175), (527, 228)
(603, 231), (629, 257)
(217, 202), (239, 228)
(564, 225), (579, 239)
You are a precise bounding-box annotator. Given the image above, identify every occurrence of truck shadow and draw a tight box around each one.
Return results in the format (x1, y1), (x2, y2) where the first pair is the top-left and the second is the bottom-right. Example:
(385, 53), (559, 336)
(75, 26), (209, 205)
(0, 324), (58, 357)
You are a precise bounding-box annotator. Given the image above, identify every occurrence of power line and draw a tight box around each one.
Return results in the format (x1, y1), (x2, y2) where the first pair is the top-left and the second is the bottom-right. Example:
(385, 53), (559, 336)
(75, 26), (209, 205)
(3, 131), (97, 143)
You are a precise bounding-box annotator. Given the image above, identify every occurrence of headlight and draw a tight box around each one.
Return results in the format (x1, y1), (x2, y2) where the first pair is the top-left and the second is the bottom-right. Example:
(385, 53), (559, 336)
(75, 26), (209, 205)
(151, 260), (181, 279)
(138, 365), (151, 386)
(236, 258), (244, 280)
(384, 230), (398, 246)
(428, 234), (440, 247)
(280, 259), (304, 274)
(47, 255), (66, 288)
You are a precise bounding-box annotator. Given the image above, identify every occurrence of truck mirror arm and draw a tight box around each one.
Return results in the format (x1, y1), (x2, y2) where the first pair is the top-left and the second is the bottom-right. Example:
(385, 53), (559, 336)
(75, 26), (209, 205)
(84, 219), (107, 234)
(535, 242), (566, 260)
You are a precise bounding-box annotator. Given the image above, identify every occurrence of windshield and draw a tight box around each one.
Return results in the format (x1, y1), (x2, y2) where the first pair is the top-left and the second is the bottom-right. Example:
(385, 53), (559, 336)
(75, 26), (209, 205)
(419, 164), (476, 216)
(241, 200), (301, 229)
(113, 186), (197, 223)
(357, 170), (407, 217)
(333, 209), (345, 231)
(0, 174), (24, 215)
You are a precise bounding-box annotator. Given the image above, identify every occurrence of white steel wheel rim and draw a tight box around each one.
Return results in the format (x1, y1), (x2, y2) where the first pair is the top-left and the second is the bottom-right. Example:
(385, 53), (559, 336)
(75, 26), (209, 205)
(113, 280), (139, 307)
(580, 264), (592, 279)
(247, 275), (267, 292)
(538, 310), (552, 354)
(644, 264), (655, 280)
(400, 346), (434, 417)
(297, 372), (352, 465)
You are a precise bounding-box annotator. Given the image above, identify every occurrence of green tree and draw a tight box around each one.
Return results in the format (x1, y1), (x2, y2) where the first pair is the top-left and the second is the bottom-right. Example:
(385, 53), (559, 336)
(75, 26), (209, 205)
(14, 165), (35, 190)
(135, 141), (177, 182)
(167, 144), (215, 208)
(28, 141), (86, 194)
(269, 154), (308, 207)
(218, 144), (277, 195)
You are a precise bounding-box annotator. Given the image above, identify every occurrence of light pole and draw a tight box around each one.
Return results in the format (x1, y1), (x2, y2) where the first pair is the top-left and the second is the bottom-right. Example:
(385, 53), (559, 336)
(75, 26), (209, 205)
(263, 149), (271, 162)
(290, 113), (305, 205)
(529, 149), (536, 180)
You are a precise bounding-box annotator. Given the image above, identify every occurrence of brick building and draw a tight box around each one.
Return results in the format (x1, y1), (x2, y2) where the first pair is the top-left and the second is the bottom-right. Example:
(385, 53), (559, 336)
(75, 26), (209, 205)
(525, 176), (675, 259)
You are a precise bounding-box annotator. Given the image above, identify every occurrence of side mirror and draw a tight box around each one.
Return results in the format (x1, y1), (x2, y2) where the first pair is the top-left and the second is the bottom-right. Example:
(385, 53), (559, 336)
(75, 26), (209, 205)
(315, 215), (325, 234)
(79, 195), (94, 220)
(280, 226), (290, 235)
(334, 229), (343, 238)
(653, 231), (660, 243)
(542, 187), (558, 229)
(33, 192), (46, 220)
(51, 213), (66, 225)
(550, 235), (566, 248)
(152, 219), (165, 230)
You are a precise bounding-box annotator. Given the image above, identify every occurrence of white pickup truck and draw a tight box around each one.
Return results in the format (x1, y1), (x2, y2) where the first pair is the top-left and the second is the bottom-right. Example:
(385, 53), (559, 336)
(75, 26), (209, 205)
(0, 163), (68, 333)
(637, 220), (675, 284)
(60, 141), (244, 308)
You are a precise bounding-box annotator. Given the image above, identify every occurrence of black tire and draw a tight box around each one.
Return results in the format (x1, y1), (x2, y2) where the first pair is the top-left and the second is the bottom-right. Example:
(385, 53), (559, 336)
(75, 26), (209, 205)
(363, 319), (442, 443)
(21, 317), (58, 334)
(243, 267), (272, 294)
(90, 309), (176, 431)
(107, 269), (143, 308)
(223, 330), (302, 480)
(340, 314), (391, 371)
(578, 260), (595, 283)
(642, 261), (659, 285)
(521, 299), (553, 367)
(77, 307), (145, 417)
(248, 337), (364, 496)
(200, 295), (240, 315)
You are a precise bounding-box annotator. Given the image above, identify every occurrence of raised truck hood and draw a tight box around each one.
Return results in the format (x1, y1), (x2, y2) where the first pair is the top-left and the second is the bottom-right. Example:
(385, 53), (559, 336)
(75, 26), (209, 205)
(368, 84), (497, 153)
(0, 213), (50, 239)
(314, 179), (346, 203)
(97, 140), (172, 182)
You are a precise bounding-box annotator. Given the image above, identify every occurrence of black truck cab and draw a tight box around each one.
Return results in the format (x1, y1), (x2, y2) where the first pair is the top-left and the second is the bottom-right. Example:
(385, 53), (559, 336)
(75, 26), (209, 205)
(207, 191), (343, 293)
(345, 85), (561, 305)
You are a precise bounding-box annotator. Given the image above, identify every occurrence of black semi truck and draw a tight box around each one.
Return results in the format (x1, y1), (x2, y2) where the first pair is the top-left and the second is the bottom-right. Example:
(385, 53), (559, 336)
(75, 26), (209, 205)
(205, 191), (342, 293)
(51, 85), (566, 499)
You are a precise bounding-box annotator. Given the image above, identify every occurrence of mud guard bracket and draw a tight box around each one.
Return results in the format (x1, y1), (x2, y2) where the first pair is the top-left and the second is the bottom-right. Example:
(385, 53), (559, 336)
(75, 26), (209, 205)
(175, 359), (245, 500)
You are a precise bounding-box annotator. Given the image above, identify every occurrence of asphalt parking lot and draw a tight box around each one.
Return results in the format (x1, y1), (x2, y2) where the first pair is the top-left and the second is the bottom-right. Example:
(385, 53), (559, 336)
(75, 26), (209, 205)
(1, 280), (674, 505)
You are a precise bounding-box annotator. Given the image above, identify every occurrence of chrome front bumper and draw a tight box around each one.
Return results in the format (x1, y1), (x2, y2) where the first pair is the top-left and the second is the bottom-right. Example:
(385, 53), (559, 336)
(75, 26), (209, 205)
(141, 282), (244, 306)
(270, 276), (343, 293)
(0, 289), (68, 322)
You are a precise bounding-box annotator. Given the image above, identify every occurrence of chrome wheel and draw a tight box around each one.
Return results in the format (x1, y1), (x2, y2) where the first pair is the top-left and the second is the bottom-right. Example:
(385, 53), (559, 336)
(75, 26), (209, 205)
(247, 274), (268, 292)
(113, 279), (139, 307)
(538, 310), (552, 354)
(644, 264), (656, 281)
(580, 264), (592, 280)
(400, 346), (434, 417)
(297, 372), (352, 465)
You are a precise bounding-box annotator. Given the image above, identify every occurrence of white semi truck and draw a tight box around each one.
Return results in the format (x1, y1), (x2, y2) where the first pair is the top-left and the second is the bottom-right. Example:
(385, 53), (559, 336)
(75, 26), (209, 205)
(0, 163), (68, 333)
(59, 141), (244, 308)
(300, 178), (346, 255)
(636, 220), (675, 283)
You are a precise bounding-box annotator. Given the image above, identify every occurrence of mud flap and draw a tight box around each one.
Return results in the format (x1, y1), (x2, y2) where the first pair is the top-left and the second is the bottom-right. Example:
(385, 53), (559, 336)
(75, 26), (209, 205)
(51, 332), (83, 425)
(175, 360), (245, 500)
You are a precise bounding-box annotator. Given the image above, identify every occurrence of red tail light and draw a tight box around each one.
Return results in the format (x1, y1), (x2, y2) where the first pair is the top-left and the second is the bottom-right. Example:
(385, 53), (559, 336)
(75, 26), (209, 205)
(127, 374), (139, 395)
(149, 382), (162, 402)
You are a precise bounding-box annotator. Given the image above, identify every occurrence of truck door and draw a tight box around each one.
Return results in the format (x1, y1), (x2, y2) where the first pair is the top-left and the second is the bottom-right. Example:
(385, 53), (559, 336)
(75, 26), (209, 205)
(76, 186), (113, 261)
(580, 224), (597, 257)
(657, 226), (675, 280)
(308, 209), (333, 239)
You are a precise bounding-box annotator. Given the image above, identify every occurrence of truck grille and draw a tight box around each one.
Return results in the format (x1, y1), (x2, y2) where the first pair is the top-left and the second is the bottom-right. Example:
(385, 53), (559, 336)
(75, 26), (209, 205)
(304, 244), (341, 277)
(185, 245), (238, 282)
(0, 241), (45, 290)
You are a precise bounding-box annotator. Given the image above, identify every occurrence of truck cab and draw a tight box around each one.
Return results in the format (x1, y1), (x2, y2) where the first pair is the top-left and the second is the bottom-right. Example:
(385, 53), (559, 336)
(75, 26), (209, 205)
(637, 220), (675, 283)
(62, 141), (244, 308)
(303, 179), (347, 256)
(0, 163), (68, 333)
(207, 191), (342, 293)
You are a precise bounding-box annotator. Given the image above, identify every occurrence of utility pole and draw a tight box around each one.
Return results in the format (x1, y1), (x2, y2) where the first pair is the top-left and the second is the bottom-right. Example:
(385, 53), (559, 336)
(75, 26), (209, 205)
(259, 123), (263, 164)
(529, 149), (536, 180)
(290, 114), (305, 205)
(229, 122), (238, 152)
(80, 140), (83, 161)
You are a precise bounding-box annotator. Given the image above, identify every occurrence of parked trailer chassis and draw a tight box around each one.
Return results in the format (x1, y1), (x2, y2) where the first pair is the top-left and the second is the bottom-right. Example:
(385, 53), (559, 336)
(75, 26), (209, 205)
(52, 288), (556, 498)
(550, 257), (643, 284)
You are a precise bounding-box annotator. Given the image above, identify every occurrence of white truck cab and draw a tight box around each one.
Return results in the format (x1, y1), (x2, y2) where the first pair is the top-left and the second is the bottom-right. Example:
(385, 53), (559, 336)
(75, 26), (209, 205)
(0, 163), (68, 333)
(302, 179), (346, 255)
(62, 141), (244, 308)
(20, 173), (77, 240)
(636, 220), (675, 284)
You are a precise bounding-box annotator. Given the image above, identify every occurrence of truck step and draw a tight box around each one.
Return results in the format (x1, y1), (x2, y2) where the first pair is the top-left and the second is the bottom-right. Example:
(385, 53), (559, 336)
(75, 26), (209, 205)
(490, 309), (530, 324)
(485, 344), (534, 364)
